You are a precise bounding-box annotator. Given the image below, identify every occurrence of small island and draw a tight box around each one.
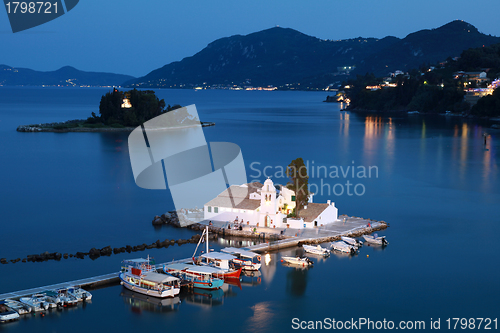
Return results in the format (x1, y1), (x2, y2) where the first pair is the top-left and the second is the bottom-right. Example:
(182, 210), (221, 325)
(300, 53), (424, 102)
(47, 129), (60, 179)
(17, 88), (215, 132)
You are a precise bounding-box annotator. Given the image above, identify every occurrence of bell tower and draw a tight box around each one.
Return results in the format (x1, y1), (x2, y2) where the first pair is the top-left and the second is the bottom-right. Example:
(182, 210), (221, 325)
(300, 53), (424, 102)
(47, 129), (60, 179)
(260, 178), (276, 227)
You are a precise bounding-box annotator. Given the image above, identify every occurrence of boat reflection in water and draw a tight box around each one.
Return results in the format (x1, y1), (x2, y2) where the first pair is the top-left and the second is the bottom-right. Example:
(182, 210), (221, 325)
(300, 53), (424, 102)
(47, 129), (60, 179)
(121, 289), (181, 314)
(330, 250), (357, 260)
(182, 282), (241, 308)
(183, 288), (225, 308)
(241, 270), (262, 287)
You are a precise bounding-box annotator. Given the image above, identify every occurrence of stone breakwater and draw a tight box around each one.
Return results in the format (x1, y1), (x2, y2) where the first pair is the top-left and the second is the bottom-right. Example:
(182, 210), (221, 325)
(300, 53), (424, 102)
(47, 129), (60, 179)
(0, 233), (217, 265)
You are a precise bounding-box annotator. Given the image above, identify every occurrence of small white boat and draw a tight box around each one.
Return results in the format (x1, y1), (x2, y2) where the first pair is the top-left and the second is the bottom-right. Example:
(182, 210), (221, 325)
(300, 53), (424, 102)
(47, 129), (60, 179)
(303, 244), (330, 257)
(0, 301), (20, 323)
(363, 234), (388, 245)
(2, 299), (31, 315)
(281, 256), (313, 266)
(341, 236), (363, 248)
(53, 288), (78, 307)
(67, 286), (92, 302)
(19, 293), (56, 311)
(330, 241), (356, 254)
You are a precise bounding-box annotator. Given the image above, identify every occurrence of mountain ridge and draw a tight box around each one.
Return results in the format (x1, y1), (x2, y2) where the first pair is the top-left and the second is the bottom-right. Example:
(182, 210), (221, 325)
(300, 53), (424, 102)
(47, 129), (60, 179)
(0, 65), (135, 87)
(127, 20), (500, 89)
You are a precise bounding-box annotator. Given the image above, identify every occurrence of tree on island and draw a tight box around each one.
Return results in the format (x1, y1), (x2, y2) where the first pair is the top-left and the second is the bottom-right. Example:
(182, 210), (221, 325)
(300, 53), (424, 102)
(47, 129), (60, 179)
(90, 88), (184, 127)
(286, 157), (309, 218)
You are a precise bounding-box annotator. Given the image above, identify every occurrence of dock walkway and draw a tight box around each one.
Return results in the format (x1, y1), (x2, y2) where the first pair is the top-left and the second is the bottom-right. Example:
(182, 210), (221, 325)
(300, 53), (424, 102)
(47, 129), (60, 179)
(0, 258), (192, 300)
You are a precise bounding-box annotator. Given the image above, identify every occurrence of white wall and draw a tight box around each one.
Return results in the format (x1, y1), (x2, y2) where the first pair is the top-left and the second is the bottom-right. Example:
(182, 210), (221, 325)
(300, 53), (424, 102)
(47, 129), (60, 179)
(204, 206), (258, 225)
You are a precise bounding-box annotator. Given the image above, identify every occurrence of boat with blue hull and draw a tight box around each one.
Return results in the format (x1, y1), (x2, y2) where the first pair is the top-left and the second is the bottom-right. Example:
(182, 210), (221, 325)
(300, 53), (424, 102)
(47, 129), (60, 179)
(163, 263), (224, 290)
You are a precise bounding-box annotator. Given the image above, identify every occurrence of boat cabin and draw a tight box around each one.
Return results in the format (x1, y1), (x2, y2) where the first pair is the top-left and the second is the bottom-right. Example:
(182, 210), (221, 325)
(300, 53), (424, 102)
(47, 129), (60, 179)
(221, 247), (261, 263)
(199, 252), (237, 270)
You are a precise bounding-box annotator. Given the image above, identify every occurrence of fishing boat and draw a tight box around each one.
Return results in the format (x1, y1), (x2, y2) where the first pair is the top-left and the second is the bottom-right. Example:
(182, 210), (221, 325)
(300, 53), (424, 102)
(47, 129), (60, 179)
(362, 234), (388, 245)
(221, 247), (262, 271)
(341, 236), (363, 248)
(303, 244), (330, 257)
(330, 241), (356, 254)
(67, 286), (92, 302)
(19, 293), (56, 311)
(281, 256), (313, 266)
(2, 299), (31, 315)
(192, 227), (242, 279)
(119, 256), (181, 298)
(163, 263), (224, 290)
(0, 301), (20, 323)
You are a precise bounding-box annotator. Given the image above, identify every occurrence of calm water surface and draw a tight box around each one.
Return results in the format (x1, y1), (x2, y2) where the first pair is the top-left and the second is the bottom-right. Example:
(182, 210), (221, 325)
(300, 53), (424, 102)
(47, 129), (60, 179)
(0, 87), (498, 332)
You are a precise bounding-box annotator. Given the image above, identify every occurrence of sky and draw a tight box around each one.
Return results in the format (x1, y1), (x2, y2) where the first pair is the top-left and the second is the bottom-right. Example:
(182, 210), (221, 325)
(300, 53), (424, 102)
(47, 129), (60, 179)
(1, 0), (500, 78)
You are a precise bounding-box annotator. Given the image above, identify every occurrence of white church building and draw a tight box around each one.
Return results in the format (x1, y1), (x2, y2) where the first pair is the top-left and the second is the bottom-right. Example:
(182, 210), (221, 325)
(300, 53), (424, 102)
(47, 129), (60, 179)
(204, 178), (339, 229)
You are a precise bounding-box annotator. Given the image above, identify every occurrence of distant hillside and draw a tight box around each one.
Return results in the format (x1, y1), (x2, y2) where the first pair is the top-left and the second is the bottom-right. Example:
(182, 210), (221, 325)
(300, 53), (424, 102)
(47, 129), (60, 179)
(126, 21), (500, 89)
(126, 27), (399, 88)
(355, 20), (500, 76)
(0, 65), (135, 87)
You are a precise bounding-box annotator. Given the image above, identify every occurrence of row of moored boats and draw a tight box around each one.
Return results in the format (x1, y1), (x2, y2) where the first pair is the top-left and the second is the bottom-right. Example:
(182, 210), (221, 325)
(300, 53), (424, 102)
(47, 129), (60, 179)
(282, 233), (389, 267)
(119, 227), (263, 298)
(0, 286), (92, 323)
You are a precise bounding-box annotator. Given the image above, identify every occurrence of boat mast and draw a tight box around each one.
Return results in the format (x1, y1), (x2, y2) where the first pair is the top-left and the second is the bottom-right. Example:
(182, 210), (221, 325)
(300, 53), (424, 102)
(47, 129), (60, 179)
(206, 226), (209, 254)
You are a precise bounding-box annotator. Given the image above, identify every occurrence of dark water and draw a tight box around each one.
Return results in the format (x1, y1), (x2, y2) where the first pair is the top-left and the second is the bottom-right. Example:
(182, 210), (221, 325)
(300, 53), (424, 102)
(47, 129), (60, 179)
(0, 87), (498, 332)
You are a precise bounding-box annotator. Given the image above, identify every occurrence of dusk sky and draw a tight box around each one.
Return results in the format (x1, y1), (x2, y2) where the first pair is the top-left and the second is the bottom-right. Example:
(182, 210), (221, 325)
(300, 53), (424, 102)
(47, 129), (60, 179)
(1, 0), (500, 77)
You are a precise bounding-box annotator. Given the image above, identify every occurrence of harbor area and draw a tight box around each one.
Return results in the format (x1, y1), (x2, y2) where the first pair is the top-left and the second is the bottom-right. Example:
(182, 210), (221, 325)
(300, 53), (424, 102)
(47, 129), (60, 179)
(188, 214), (388, 246)
(0, 214), (387, 302)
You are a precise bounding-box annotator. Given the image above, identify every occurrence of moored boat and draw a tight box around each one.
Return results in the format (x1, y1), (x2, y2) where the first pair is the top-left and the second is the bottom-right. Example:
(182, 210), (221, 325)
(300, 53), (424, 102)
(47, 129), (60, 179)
(19, 293), (56, 311)
(330, 241), (356, 254)
(197, 252), (243, 279)
(362, 234), (388, 245)
(303, 244), (330, 257)
(53, 288), (78, 307)
(164, 263), (225, 290)
(0, 301), (20, 323)
(2, 299), (31, 315)
(67, 286), (92, 302)
(281, 256), (313, 266)
(221, 247), (262, 271)
(192, 226), (242, 279)
(341, 236), (363, 248)
(119, 256), (181, 298)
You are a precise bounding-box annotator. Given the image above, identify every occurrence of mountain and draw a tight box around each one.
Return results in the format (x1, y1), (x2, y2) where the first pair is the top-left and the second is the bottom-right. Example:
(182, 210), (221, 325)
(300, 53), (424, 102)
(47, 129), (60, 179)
(127, 27), (399, 88)
(355, 20), (500, 76)
(127, 21), (500, 89)
(0, 65), (135, 87)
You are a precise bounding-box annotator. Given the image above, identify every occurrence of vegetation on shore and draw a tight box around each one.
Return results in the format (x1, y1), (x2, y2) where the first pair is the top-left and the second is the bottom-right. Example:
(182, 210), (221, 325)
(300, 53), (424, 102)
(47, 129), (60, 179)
(343, 43), (500, 117)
